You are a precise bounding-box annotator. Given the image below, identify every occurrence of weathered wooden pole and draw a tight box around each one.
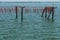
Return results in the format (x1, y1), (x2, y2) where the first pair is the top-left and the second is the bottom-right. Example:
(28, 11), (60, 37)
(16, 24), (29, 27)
(21, 7), (24, 22)
(52, 10), (54, 20)
(15, 6), (18, 19)
(45, 9), (47, 17)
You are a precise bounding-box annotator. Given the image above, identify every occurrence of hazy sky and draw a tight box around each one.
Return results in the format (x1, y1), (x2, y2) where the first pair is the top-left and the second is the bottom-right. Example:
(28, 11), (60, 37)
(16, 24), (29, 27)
(0, 0), (60, 2)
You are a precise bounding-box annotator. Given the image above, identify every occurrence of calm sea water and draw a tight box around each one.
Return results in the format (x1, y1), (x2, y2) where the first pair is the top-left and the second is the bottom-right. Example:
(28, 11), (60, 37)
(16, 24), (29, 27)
(0, 2), (60, 40)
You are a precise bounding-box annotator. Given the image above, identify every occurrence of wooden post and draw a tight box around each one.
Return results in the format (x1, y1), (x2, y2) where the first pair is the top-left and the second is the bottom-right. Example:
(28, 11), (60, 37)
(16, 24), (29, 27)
(21, 7), (23, 22)
(15, 6), (18, 19)
(45, 9), (47, 17)
(52, 10), (54, 20)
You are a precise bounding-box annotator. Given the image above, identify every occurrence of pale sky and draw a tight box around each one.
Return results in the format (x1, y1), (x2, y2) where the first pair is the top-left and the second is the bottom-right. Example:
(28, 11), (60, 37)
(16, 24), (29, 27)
(0, 0), (60, 2)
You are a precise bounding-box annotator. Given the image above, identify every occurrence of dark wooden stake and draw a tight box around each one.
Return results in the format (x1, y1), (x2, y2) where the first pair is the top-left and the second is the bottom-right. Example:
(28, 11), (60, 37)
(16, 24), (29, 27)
(45, 10), (47, 17)
(21, 7), (24, 22)
(15, 6), (18, 19)
(52, 10), (54, 20)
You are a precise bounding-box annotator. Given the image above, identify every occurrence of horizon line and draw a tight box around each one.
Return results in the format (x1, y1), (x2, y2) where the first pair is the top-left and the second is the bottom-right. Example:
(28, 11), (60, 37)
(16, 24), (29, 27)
(0, 1), (60, 3)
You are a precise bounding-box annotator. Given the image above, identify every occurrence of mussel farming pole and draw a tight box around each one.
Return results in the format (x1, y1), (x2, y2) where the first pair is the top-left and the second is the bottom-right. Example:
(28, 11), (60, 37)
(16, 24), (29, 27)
(21, 7), (24, 22)
(15, 6), (18, 19)
(52, 10), (54, 20)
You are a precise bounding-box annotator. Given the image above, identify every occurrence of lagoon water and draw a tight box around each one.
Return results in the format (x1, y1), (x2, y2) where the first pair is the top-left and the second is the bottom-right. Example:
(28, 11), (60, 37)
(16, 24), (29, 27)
(0, 2), (60, 40)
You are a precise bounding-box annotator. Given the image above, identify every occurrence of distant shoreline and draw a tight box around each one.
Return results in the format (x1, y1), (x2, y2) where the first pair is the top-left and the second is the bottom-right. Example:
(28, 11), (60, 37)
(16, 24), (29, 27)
(0, 2), (60, 3)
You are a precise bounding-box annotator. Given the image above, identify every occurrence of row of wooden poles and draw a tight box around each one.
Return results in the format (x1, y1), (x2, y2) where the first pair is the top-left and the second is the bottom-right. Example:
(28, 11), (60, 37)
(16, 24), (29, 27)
(0, 6), (24, 22)
(15, 6), (24, 22)
(0, 6), (55, 22)
(15, 6), (55, 22)
(0, 7), (42, 13)
(0, 6), (42, 22)
(15, 6), (42, 22)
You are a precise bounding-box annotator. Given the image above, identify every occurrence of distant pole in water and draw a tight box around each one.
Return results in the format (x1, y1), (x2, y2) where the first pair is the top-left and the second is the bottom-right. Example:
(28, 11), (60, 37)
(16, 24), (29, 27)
(4, 8), (6, 12)
(33, 8), (37, 13)
(25, 8), (30, 13)
(9, 8), (11, 13)
(21, 7), (24, 22)
(52, 9), (54, 20)
(15, 6), (18, 19)
(0, 8), (3, 13)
